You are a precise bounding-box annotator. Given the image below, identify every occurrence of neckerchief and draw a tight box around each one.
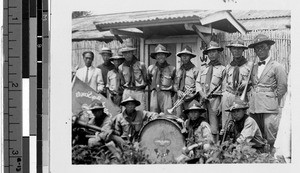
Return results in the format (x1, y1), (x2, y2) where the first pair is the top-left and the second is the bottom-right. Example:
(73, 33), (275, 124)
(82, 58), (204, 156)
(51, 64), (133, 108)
(123, 56), (138, 87)
(124, 110), (138, 141)
(99, 62), (115, 84)
(186, 117), (203, 141)
(230, 56), (247, 67)
(151, 61), (170, 90)
(208, 59), (222, 66)
(179, 61), (195, 91)
(205, 60), (221, 92)
(230, 56), (247, 91)
(234, 114), (249, 134)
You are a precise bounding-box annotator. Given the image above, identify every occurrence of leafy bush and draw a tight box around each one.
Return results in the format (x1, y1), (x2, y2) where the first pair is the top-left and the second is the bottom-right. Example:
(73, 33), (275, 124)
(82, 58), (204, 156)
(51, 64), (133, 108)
(72, 141), (287, 164)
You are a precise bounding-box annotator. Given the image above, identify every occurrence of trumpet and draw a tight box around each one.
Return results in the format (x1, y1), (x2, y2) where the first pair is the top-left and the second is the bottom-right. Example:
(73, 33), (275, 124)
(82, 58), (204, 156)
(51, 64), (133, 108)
(167, 86), (195, 114)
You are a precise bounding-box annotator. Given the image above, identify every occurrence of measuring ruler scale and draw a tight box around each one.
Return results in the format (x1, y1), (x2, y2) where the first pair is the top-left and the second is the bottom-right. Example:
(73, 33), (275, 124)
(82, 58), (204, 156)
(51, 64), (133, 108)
(3, 0), (23, 172)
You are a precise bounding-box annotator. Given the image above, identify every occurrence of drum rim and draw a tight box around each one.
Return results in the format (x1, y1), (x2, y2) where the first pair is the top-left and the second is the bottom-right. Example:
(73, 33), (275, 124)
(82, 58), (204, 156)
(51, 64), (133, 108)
(138, 118), (183, 141)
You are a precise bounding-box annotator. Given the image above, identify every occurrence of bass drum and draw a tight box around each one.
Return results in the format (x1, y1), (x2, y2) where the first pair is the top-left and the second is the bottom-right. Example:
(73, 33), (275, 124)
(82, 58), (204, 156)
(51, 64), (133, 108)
(138, 118), (185, 163)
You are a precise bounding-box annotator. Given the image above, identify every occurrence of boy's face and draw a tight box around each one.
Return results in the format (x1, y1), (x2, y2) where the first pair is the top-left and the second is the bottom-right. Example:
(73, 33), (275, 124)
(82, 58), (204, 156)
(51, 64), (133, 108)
(156, 53), (167, 64)
(207, 49), (219, 61)
(188, 110), (201, 121)
(125, 101), (136, 114)
(231, 109), (245, 121)
(180, 54), (192, 65)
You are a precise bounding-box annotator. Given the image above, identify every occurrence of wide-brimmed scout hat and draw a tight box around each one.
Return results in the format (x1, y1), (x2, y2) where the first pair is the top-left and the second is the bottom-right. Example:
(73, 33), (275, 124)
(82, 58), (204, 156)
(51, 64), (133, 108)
(226, 37), (248, 49)
(109, 54), (125, 61)
(99, 47), (113, 56)
(176, 46), (197, 58)
(203, 41), (224, 55)
(183, 100), (206, 116)
(225, 97), (249, 112)
(248, 34), (275, 48)
(89, 101), (105, 110)
(120, 96), (141, 107)
(150, 44), (172, 59)
(119, 45), (137, 53)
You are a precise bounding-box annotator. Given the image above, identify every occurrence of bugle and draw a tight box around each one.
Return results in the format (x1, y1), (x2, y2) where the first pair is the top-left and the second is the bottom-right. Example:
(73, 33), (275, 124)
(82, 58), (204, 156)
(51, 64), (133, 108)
(167, 86), (195, 114)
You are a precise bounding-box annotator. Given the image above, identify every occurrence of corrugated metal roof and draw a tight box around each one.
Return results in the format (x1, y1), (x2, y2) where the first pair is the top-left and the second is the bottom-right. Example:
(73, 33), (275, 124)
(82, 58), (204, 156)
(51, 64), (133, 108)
(73, 10), (220, 31)
(72, 10), (291, 40)
(231, 10), (291, 20)
(93, 10), (219, 25)
(239, 17), (290, 31)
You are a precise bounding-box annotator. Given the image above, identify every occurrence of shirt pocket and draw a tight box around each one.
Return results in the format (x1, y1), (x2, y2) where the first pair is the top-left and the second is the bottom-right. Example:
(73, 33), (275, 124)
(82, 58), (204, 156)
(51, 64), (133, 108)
(185, 72), (196, 86)
(161, 75), (172, 87)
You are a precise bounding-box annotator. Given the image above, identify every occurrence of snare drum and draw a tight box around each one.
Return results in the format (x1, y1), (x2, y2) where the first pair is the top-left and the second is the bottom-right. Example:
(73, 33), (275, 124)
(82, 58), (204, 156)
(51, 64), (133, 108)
(138, 118), (185, 163)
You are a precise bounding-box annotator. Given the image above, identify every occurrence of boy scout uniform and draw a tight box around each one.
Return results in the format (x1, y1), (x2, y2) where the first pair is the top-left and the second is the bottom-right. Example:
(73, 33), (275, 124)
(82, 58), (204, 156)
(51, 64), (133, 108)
(222, 38), (252, 128)
(196, 41), (225, 139)
(106, 54), (125, 107)
(174, 46), (199, 119)
(119, 46), (148, 111)
(148, 44), (176, 114)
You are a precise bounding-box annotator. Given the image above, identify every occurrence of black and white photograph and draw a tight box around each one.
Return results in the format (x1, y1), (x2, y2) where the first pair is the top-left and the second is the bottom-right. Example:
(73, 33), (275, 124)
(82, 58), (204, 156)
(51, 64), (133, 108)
(71, 8), (291, 164)
(49, 0), (300, 172)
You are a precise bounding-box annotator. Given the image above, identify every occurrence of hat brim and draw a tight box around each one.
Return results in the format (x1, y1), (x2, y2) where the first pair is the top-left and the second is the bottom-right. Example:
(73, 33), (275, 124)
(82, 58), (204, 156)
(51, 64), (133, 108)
(183, 108), (206, 114)
(248, 40), (275, 48)
(225, 106), (249, 112)
(176, 52), (197, 58)
(120, 100), (141, 107)
(150, 52), (171, 59)
(203, 47), (224, 55)
(90, 106), (104, 110)
(120, 48), (137, 53)
(226, 44), (248, 49)
(110, 57), (125, 61)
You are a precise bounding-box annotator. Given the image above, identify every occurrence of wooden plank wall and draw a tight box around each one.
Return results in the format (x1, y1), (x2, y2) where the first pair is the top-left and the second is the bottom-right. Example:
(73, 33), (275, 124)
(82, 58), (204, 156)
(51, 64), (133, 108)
(216, 29), (291, 73)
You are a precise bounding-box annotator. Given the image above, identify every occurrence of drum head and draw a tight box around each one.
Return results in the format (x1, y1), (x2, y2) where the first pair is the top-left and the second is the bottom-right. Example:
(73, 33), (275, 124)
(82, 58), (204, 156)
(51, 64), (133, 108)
(139, 118), (185, 163)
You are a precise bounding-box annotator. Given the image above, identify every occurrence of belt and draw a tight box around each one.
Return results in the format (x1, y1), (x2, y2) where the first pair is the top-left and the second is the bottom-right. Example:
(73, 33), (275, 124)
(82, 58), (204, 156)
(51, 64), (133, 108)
(253, 87), (273, 92)
(124, 85), (146, 91)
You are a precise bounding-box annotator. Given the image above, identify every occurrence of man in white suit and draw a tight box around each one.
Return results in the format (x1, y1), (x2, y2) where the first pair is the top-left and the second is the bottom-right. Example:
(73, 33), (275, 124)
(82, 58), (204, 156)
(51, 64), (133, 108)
(248, 34), (287, 150)
(76, 51), (104, 93)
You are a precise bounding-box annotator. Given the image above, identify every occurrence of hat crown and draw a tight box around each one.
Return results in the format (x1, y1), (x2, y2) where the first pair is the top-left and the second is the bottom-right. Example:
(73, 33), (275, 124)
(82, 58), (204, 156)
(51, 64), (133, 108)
(230, 37), (246, 46)
(155, 44), (167, 52)
(229, 97), (249, 110)
(253, 34), (271, 44)
(89, 101), (104, 110)
(182, 45), (193, 53)
(208, 41), (220, 48)
(100, 47), (112, 53)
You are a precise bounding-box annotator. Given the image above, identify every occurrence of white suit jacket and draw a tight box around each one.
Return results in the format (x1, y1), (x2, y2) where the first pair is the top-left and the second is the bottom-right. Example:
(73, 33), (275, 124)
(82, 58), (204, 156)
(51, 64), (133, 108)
(75, 66), (104, 92)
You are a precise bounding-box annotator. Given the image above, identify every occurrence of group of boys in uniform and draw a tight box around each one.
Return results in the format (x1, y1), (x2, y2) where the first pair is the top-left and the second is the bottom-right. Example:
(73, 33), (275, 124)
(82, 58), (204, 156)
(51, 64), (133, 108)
(73, 34), (287, 161)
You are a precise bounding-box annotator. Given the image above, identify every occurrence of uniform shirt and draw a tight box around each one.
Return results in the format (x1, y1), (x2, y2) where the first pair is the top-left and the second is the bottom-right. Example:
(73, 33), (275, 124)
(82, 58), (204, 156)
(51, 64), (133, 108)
(97, 62), (115, 85)
(184, 119), (214, 146)
(234, 115), (265, 148)
(147, 64), (176, 91)
(107, 68), (122, 95)
(119, 60), (148, 88)
(196, 64), (225, 97)
(224, 61), (252, 93)
(112, 110), (158, 142)
(88, 113), (113, 142)
(174, 66), (199, 99)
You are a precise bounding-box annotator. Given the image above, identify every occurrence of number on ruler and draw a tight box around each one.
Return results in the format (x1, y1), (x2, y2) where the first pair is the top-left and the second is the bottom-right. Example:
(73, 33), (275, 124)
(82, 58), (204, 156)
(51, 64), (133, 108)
(11, 150), (19, 155)
(16, 158), (22, 172)
(42, 14), (48, 21)
(11, 82), (19, 87)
